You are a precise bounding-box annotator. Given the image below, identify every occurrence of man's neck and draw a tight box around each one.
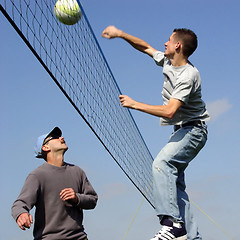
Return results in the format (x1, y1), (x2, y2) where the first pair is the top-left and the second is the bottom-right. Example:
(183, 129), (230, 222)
(170, 57), (188, 67)
(46, 153), (64, 167)
(168, 53), (188, 66)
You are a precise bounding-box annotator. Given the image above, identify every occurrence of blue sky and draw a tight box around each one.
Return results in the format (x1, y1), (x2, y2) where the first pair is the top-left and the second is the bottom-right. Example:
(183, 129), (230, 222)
(1, 0), (240, 240)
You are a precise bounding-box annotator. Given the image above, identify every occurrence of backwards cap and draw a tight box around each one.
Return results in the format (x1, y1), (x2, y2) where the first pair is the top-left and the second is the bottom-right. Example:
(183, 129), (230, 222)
(34, 127), (62, 158)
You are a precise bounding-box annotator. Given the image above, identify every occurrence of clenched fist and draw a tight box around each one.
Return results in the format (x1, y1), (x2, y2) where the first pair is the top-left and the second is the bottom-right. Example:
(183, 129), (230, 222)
(60, 188), (78, 204)
(102, 25), (122, 39)
(17, 212), (33, 230)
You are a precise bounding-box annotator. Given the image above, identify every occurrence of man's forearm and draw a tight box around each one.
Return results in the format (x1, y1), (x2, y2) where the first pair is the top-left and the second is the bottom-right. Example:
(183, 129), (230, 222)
(132, 101), (175, 118)
(102, 25), (156, 56)
(119, 31), (156, 56)
(119, 95), (182, 119)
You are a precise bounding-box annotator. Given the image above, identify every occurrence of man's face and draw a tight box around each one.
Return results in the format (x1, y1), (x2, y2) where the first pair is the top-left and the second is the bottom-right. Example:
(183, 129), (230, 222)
(164, 32), (178, 58)
(43, 135), (68, 153)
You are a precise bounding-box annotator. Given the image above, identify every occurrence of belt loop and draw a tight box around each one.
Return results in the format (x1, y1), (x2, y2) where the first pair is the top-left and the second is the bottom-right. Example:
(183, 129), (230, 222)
(200, 121), (205, 127)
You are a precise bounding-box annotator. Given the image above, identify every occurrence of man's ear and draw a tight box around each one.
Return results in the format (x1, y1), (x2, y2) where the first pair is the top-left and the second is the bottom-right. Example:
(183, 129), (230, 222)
(175, 41), (181, 50)
(42, 144), (50, 152)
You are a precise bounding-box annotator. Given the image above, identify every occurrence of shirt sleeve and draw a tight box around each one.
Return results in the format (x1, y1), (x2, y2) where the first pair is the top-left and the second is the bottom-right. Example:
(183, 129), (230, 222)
(76, 171), (98, 210)
(11, 174), (40, 221)
(153, 51), (165, 66)
(171, 76), (194, 104)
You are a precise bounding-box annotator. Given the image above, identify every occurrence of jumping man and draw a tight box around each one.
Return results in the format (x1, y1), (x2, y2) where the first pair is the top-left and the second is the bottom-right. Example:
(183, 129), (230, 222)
(102, 25), (210, 240)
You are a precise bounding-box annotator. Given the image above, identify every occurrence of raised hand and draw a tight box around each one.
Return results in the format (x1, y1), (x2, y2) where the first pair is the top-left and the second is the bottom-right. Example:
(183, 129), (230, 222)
(102, 25), (122, 39)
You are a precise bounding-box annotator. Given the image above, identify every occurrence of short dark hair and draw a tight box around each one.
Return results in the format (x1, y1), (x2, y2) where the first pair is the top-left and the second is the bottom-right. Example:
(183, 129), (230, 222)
(41, 150), (48, 161)
(173, 28), (198, 57)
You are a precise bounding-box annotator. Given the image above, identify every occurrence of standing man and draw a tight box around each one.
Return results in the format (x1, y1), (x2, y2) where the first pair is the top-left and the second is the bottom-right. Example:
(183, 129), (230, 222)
(12, 127), (98, 240)
(102, 26), (209, 240)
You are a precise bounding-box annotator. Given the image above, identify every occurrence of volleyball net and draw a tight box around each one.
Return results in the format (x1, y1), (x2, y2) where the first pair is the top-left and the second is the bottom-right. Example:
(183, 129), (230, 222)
(0, 0), (154, 207)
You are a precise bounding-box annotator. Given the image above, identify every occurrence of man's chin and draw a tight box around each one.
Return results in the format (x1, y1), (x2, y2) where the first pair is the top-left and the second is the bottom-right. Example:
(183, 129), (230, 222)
(63, 147), (68, 153)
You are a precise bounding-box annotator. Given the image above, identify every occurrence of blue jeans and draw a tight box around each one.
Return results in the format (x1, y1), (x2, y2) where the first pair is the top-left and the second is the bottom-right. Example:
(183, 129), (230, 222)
(152, 123), (208, 240)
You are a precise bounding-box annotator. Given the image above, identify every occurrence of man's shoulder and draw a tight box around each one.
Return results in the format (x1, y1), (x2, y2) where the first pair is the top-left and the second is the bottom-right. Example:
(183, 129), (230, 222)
(153, 51), (167, 66)
(186, 61), (199, 72)
(28, 163), (48, 176)
(182, 62), (200, 79)
(65, 162), (85, 174)
(22, 164), (47, 185)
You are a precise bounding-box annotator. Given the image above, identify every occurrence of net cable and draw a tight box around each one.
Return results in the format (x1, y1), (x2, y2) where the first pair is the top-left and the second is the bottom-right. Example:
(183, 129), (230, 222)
(0, 0), (154, 208)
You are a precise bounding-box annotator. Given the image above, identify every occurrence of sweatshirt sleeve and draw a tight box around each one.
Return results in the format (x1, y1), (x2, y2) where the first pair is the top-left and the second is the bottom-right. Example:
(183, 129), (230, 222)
(76, 171), (98, 210)
(11, 174), (40, 221)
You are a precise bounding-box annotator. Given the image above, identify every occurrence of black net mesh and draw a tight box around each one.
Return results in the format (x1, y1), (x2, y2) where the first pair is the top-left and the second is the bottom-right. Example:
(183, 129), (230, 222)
(0, 0), (154, 207)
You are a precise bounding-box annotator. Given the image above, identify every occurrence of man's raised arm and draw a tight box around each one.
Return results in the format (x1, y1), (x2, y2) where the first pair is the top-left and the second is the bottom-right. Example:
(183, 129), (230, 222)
(102, 25), (157, 57)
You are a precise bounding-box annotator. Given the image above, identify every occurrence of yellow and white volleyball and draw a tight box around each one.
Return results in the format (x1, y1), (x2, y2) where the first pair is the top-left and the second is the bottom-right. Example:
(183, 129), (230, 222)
(54, 0), (82, 25)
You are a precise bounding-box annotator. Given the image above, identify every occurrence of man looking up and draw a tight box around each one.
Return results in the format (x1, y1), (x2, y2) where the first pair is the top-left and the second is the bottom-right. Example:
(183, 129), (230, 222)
(12, 127), (98, 240)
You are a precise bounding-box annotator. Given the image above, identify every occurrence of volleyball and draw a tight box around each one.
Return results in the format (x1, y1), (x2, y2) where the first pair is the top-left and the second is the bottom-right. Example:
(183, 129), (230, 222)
(54, 0), (82, 25)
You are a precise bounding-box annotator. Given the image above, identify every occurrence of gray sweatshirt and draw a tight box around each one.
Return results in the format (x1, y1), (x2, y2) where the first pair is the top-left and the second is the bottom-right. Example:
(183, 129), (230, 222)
(12, 162), (98, 240)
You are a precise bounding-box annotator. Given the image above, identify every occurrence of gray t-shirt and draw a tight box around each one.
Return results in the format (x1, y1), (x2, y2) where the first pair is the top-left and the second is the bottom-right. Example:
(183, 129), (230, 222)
(12, 162), (98, 240)
(153, 51), (210, 126)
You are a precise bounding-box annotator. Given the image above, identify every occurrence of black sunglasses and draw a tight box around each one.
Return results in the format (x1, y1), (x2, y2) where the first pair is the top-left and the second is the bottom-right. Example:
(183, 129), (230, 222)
(43, 135), (60, 145)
